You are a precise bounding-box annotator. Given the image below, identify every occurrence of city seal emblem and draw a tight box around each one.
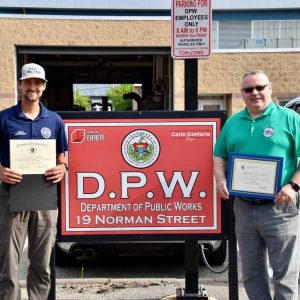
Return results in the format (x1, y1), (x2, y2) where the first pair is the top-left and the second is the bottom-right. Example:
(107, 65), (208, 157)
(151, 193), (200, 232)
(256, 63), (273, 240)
(263, 126), (274, 138)
(41, 127), (51, 139)
(121, 130), (160, 168)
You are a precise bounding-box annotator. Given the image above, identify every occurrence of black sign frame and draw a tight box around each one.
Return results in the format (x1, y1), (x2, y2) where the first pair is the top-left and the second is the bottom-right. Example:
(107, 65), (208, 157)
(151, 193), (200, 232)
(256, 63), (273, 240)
(57, 110), (228, 243)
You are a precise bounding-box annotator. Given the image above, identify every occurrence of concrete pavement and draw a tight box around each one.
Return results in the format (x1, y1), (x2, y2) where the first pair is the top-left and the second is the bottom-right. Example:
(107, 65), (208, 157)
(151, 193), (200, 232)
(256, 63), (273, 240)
(20, 278), (250, 300)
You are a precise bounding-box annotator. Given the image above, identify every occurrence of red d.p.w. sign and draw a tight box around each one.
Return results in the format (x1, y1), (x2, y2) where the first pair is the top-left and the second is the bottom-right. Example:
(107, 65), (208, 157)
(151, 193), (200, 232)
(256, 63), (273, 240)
(60, 115), (222, 237)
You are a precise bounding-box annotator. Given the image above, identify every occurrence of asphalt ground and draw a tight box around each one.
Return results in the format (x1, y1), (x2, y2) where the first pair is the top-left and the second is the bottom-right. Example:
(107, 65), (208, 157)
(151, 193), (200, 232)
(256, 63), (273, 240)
(20, 278), (250, 300)
(19, 240), (300, 299)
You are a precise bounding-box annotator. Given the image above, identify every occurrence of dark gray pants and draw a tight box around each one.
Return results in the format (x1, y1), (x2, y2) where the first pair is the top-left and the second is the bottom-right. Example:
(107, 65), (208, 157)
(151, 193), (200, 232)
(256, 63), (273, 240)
(0, 184), (58, 300)
(234, 196), (299, 300)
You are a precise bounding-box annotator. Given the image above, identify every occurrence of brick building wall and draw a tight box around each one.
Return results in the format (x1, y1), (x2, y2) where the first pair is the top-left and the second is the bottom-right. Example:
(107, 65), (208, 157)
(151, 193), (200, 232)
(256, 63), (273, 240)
(174, 52), (300, 114)
(0, 18), (170, 110)
(1, 17), (300, 114)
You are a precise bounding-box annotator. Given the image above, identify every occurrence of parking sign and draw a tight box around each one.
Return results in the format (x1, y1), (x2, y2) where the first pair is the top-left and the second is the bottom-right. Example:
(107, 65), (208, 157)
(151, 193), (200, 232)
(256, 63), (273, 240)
(172, 0), (212, 59)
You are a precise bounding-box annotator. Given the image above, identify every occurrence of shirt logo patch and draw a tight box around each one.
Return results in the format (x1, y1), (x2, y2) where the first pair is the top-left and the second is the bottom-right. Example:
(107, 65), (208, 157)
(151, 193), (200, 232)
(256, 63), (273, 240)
(41, 127), (51, 139)
(15, 130), (27, 136)
(263, 126), (274, 138)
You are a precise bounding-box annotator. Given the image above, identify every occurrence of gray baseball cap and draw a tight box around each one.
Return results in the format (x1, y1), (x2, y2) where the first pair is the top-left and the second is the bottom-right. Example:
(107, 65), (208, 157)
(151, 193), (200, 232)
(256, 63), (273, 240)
(19, 63), (48, 82)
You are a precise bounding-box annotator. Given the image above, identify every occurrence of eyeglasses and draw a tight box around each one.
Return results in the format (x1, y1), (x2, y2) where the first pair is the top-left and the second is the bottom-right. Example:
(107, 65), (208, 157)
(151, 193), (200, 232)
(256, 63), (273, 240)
(242, 83), (270, 94)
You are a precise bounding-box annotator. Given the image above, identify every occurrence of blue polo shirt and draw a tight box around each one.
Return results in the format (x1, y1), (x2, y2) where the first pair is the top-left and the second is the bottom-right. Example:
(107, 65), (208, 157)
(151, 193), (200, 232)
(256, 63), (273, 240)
(0, 101), (68, 167)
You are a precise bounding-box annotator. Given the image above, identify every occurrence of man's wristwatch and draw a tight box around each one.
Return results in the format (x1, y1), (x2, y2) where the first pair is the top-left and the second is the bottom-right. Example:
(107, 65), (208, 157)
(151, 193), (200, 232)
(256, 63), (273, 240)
(288, 181), (300, 192)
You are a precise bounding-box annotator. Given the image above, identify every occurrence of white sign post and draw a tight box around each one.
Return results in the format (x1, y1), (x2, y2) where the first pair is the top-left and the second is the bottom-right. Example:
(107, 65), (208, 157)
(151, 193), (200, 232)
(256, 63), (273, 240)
(171, 0), (212, 59)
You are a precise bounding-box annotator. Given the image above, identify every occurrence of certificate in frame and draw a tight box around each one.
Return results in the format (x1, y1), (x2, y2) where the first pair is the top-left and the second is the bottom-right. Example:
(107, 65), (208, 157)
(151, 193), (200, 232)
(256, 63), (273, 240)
(227, 153), (283, 199)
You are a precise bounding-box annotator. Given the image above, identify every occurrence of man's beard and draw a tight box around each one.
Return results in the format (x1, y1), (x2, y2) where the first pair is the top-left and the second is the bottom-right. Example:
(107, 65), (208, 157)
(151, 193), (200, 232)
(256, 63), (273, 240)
(23, 92), (40, 102)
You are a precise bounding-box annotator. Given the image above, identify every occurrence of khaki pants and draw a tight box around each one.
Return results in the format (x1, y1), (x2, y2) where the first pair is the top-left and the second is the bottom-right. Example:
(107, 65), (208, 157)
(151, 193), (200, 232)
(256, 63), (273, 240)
(0, 184), (58, 300)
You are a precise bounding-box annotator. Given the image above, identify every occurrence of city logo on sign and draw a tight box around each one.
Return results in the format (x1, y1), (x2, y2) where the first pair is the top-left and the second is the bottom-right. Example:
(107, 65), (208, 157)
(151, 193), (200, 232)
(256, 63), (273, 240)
(71, 129), (86, 143)
(121, 130), (160, 168)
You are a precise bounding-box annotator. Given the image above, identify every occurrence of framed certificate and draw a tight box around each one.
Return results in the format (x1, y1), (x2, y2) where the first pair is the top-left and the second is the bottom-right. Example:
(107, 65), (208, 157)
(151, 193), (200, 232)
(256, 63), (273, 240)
(227, 153), (283, 199)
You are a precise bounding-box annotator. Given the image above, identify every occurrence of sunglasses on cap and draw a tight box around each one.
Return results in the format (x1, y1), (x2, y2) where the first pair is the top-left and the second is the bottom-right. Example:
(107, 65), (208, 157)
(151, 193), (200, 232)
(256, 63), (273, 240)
(242, 83), (270, 94)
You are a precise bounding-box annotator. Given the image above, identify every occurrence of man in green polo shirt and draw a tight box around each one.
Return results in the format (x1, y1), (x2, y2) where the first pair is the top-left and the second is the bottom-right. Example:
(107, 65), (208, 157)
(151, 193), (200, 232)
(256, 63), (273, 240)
(214, 70), (300, 300)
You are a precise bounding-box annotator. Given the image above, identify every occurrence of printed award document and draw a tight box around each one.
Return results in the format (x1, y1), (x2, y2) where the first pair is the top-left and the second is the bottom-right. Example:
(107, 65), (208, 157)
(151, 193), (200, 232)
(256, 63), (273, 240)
(9, 139), (57, 211)
(10, 139), (56, 174)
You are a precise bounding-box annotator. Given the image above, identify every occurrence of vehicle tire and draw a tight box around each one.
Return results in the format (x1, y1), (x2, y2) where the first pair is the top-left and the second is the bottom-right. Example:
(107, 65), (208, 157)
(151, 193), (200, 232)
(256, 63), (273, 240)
(55, 243), (74, 266)
(205, 240), (227, 265)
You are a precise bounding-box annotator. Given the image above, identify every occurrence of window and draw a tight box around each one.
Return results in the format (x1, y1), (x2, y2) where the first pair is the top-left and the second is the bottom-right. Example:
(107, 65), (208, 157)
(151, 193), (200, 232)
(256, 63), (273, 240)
(198, 96), (226, 111)
(219, 21), (251, 49)
(212, 20), (300, 50)
(253, 21), (280, 39)
(252, 20), (300, 48)
(212, 21), (218, 49)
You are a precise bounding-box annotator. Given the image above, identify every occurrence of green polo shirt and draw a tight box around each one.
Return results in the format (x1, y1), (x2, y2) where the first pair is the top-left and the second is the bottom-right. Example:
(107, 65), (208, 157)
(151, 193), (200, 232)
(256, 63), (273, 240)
(214, 101), (300, 185)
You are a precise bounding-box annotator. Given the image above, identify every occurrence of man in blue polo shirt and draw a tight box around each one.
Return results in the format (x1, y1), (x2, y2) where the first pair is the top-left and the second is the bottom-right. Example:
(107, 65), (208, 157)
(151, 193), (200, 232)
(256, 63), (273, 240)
(214, 70), (300, 299)
(0, 63), (68, 300)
